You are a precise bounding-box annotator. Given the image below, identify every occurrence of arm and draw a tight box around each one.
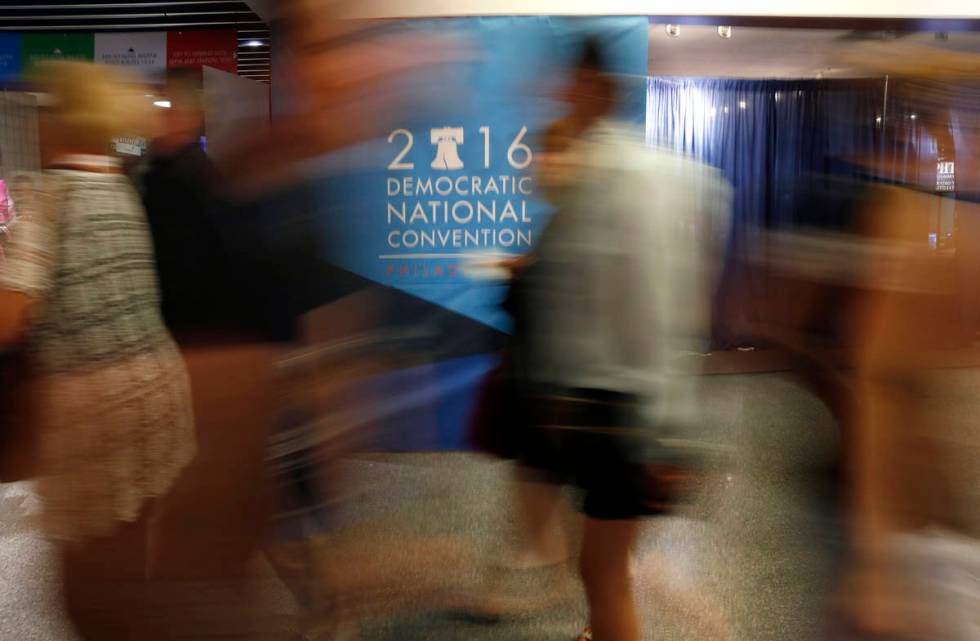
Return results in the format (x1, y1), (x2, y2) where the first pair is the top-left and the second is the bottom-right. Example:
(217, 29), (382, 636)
(0, 176), (57, 347)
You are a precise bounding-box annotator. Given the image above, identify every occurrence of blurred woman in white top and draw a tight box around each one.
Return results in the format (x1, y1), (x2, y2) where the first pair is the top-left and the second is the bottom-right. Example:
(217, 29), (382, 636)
(0, 61), (194, 641)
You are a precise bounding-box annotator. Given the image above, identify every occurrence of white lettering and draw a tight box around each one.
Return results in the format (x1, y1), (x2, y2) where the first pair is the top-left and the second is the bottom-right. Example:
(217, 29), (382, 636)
(402, 230), (420, 248)
(500, 201), (518, 223)
(409, 202), (429, 224)
(452, 200), (474, 224)
(435, 176), (453, 196)
(387, 202), (406, 224)
(476, 201), (496, 223)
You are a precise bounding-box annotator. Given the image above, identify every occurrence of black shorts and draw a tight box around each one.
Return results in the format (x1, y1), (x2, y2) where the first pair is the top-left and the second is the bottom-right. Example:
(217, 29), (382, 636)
(518, 388), (664, 520)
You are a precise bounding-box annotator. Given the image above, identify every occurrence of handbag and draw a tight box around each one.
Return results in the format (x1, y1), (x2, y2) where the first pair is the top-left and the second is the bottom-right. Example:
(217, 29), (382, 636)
(467, 351), (523, 460)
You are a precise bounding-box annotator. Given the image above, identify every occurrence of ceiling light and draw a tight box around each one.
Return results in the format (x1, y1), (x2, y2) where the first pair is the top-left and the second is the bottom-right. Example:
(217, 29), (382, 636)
(875, 115), (883, 124)
(739, 100), (747, 109)
(717, 26), (732, 39)
(665, 25), (680, 38)
(910, 113), (917, 120)
(153, 100), (172, 109)
(245, 40), (264, 47)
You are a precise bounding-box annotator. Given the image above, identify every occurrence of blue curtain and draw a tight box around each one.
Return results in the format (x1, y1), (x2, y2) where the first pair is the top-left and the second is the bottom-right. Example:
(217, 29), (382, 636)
(647, 78), (931, 347)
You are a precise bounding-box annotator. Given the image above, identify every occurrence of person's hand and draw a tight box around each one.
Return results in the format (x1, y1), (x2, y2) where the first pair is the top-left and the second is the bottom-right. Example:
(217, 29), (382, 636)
(474, 254), (536, 278)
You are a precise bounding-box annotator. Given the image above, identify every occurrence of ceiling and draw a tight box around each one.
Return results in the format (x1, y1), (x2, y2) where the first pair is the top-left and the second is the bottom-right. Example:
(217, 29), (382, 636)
(0, 1), (270, 83)
(649, 24), (980, 78)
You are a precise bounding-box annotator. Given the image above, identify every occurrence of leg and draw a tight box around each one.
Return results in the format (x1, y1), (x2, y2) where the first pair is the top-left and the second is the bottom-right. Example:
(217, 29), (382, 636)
(579, 517), (640, 641)
(61, 508), (154, 641)
(511, 471), (570, 567)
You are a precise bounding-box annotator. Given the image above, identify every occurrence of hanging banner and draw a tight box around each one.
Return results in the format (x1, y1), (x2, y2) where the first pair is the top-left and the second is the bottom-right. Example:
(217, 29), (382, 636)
(21, 33), (94, 75)
(0, 34), (21, 82)
(95, 32), (167, 78)
(272, 17), (648, 450)
(312, 17), (649, 331)
(167, 30), (237, 73)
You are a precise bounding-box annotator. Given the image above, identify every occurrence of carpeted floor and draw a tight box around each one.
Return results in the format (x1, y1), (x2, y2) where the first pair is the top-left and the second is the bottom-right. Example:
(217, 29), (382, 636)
(3, 369), (977, 641)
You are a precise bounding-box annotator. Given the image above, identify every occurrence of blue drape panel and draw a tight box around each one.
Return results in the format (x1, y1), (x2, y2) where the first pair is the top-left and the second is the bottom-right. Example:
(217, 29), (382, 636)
(647, 78), (930, 347)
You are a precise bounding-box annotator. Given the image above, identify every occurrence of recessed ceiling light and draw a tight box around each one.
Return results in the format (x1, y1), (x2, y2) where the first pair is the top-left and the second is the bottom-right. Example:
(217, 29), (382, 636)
(153, 100), (172, 109)
(245, 40), (264, 47)
(665, 25), (680, 38)
(717, 26), (732, 39)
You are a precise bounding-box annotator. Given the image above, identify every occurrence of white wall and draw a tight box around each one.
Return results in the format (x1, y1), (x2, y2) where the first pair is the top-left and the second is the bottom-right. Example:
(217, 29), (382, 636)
(202, 66), (270, 167)
(0, 92), (40, 177)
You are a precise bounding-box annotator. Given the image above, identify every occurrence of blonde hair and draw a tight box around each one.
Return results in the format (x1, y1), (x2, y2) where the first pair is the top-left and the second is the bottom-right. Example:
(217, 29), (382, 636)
(37, 61), (150, 151)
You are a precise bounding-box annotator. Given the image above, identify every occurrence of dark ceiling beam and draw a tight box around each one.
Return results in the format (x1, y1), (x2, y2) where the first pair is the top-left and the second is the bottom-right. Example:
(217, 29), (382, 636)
(0, 22), (264, 30)
(0, 2), (244, 8)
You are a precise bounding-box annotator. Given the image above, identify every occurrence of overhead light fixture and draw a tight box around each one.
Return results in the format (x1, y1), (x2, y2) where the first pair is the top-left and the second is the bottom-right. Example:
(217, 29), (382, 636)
(723, 106), (729, 114)
(245, 40), (264, 47)
(739, 100), (747, 109)
(875, 115), (883, 124)
(717, 26), (732, 39)
(153, 100), (172, 109)
(910, 113), (918, 120)
(665, 24), (681, 38)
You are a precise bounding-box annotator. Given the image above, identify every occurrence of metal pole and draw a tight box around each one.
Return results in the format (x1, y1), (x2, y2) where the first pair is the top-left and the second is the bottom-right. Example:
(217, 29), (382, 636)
(882, 74), (889, 125)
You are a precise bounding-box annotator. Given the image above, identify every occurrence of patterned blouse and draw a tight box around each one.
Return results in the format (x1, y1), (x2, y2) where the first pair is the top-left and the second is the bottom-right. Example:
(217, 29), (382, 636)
(0, 165), (195, 540)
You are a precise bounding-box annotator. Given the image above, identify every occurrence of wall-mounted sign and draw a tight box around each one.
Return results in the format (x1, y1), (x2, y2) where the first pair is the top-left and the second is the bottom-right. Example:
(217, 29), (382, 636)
(937, 160), (955, 193)
(0, 34), (21, 82)
(21, 33), (94, 75)
(167, 30), (237, 73)
(113, 136), (147, 157)
(95, 32), (167, 78)
(0, 30), (238, 85)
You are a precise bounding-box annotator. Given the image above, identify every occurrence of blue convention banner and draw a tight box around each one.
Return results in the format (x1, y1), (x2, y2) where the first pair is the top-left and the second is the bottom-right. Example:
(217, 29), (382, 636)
(313, 17), (649, 332)
(0, 34), (21, 83)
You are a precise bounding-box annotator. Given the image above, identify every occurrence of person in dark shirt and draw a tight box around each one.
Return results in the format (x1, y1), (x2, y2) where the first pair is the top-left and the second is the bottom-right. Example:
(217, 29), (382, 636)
(140, 71), (230, 342)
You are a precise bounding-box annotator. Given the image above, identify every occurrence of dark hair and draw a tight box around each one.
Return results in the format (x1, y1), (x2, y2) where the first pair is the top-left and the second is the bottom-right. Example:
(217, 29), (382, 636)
(577, 36), (609, 74)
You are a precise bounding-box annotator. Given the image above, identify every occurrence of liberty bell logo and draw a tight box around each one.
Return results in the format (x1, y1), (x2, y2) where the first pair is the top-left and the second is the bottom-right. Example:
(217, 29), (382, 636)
(430, 127), (464, 170)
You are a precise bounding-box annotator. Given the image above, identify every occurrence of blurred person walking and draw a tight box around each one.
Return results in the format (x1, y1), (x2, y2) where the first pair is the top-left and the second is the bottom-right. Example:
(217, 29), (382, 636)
(139, 69), (231, 341)
(0, 61), (195, 641)
(499, 40), (731, 641)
